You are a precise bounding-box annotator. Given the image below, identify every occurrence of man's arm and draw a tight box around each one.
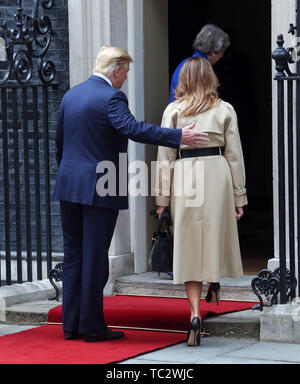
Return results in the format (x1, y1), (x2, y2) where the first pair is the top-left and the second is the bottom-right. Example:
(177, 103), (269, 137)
(107, 91), (182, 148)
(107, 91), (209, 148)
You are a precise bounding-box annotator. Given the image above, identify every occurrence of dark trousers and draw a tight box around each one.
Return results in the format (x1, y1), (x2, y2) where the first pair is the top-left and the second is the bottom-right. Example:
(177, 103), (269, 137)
(60, 201), (119, 334)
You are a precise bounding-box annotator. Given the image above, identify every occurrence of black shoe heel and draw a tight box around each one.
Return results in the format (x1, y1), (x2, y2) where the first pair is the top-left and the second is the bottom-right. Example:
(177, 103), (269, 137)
(205, 282), (220, 305)
(186, 317), (201, 346)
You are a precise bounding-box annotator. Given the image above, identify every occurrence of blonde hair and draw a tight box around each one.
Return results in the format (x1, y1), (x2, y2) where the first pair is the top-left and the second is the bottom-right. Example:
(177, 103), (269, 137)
(175, 57), (220, 117)
(93, 46), (133, 76)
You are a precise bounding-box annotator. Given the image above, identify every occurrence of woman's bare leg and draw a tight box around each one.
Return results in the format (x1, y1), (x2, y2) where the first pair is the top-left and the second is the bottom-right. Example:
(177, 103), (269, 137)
(185, 281), (203, 322)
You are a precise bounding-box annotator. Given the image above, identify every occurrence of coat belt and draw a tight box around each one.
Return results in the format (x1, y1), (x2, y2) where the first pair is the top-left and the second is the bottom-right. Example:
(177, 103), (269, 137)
(177, 147), (222, 159)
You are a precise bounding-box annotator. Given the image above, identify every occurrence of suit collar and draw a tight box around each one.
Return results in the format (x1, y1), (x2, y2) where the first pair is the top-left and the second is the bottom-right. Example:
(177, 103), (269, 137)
(88, 75), (112, 87)
(93, 72), (113, 87)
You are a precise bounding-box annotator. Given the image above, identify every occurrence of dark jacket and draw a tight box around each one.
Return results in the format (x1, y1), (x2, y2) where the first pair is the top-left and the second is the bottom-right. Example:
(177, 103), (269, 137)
(53, 75), (182, 209)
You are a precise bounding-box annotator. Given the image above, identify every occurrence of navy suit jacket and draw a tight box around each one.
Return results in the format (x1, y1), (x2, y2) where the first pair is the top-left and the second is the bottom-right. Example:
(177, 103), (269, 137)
(52, 75), (182, 210)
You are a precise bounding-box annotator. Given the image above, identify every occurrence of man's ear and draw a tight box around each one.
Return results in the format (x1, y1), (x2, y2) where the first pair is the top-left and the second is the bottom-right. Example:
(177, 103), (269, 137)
(114, 66), (121, 77)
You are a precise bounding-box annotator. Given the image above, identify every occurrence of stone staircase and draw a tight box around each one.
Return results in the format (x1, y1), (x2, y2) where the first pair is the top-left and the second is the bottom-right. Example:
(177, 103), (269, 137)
(114, 273), (260, 339)
(1, 273), (261, 340)
(115, 272), (258, 302)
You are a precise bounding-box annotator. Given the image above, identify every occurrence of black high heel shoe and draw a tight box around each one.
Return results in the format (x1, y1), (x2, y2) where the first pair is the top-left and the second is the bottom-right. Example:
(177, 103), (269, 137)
(186, 317), (201, 346)
(205, 282), (220, 305)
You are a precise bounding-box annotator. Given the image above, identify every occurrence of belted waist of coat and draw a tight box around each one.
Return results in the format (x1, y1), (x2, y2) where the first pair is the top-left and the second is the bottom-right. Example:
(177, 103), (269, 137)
(177, 147), (223, 159)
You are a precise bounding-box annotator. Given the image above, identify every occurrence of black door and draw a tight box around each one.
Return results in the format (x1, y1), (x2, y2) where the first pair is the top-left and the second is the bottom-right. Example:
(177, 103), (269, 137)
(169, 0), (273, 274)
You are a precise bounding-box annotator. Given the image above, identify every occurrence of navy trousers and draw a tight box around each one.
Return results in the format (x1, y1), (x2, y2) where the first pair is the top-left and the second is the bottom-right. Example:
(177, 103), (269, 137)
(60, 201), (119, 334)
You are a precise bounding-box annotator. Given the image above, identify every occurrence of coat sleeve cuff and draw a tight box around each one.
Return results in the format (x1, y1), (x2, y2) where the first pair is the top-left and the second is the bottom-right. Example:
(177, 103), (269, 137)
(235, 194), (248, 207)
(155, 196), (170, 207)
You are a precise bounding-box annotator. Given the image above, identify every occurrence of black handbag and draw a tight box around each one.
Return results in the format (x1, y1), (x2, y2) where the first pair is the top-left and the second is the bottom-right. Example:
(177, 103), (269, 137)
(149, 208), (173, 273)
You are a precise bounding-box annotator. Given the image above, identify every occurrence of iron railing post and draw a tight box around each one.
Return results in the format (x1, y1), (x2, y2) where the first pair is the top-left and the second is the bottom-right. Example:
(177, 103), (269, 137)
(277, 77), (288, 304)
(297, 0), (300, 298)
(272, 34), (290, 304)
(287, 79), (296, 301)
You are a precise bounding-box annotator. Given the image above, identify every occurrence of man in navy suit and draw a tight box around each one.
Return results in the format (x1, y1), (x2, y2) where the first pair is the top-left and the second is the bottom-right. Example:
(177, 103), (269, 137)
(53, 46), (209, 342)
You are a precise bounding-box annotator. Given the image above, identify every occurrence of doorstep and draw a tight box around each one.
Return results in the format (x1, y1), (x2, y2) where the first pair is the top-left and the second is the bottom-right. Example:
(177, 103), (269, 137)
(115, 272), (258, 302)
(114, 272), (260, 339)
(1, 273), (260, 339)
(3, 299), (58, 325)
(3, 298), (260, 340)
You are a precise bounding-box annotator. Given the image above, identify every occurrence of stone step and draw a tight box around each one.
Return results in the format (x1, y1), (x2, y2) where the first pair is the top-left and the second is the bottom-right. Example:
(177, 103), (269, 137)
(115, 273), (258, 302)
(1, 273), (261, 340)
(4, 300), (59, 326)
(203, 309), (260, 339)
(3, 299), (260, 340)
(114, 273), (261, 339)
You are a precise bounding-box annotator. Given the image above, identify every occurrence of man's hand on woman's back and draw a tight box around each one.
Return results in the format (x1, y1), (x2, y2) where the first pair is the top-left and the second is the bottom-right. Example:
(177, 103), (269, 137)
(181, 123), (210, 147)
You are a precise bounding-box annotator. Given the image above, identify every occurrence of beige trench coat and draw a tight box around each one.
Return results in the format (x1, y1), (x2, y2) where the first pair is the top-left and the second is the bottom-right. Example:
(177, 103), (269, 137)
(155, 100), (248, 284)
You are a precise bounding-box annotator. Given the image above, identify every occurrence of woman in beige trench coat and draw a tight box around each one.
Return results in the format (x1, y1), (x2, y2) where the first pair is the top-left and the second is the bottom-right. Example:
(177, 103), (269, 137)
(155, 57), (247, 346)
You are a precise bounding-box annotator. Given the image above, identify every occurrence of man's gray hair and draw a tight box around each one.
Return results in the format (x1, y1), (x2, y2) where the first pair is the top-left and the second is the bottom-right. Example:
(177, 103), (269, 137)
(193, 24), (230, 54)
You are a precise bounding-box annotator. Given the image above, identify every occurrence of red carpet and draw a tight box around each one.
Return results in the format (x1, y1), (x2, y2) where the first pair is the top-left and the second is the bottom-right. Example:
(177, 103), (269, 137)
(0, 325), (186, 365)
(49, 295), (257, 332)
(0, 296), (257, 364)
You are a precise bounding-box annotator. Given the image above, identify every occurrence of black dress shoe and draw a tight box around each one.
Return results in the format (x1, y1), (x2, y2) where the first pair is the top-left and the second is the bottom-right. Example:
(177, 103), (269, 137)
(64, 331), (80, 340)
(84, 328), (125, 343)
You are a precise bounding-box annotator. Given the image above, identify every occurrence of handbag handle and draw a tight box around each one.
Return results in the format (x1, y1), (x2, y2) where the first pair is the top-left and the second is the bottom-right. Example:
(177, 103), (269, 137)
(150, 208), (172, 225)
(150, 208), (173, 234)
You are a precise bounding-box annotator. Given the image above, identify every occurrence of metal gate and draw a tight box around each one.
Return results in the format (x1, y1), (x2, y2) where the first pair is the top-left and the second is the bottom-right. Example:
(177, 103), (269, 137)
(0, 0), (57, 285)
(252, 22), (300, 309)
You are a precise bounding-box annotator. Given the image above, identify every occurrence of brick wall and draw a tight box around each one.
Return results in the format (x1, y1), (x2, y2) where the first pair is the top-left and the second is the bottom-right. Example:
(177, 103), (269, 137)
(0, 0), (69, 260)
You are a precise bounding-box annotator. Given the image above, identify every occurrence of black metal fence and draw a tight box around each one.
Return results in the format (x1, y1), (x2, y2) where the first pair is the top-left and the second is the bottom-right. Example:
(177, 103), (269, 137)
(0, 0), (57, 285)
(252, 30), (300, 310)
(0, 83), (57, 284)
(272, 33), (300, 304)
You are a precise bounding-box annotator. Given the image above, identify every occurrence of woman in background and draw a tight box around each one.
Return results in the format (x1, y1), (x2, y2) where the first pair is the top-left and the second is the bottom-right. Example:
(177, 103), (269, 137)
(155, 57), (247, 346)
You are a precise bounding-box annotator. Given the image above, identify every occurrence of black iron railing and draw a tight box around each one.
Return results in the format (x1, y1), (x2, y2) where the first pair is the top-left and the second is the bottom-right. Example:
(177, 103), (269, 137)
(252, 29), (300, 310)
(0, 0), (57, 285)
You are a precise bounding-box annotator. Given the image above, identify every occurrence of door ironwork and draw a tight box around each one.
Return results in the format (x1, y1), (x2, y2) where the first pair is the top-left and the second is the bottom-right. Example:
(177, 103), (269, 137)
(0, 0), (57, 285)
